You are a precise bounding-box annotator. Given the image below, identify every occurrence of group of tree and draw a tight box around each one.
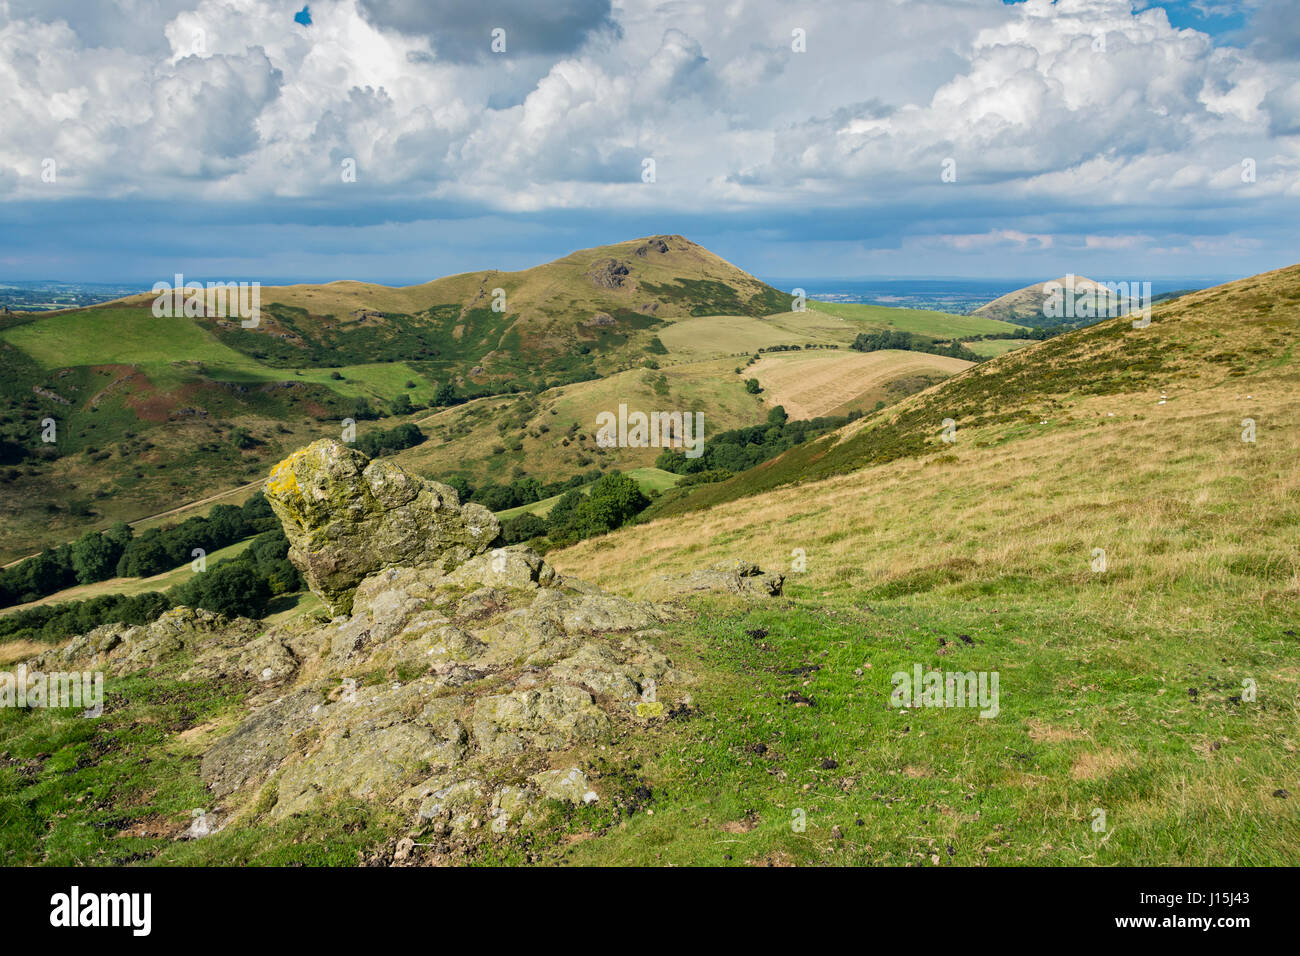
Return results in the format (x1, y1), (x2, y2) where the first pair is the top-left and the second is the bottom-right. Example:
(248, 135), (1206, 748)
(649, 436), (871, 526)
(167, 527), (301, 618)
(964, 326), (1063, 342)
(353, 423), (425, 459)
(655, 406), (859, 476)
(459, 469), (603, 513)
(0, 492), (278, 607)
(499, 471), (650, 548)
(849, 329), (983, 362)
(0, 590), (172, 646)
(0, 526), (303, 646)
(114, 493), (278, 578)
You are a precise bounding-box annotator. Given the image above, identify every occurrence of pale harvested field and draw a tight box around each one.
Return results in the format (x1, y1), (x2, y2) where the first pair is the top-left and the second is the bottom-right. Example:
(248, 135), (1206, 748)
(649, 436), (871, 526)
(748, 349), (973, 419)
(656, 311), (856, 361)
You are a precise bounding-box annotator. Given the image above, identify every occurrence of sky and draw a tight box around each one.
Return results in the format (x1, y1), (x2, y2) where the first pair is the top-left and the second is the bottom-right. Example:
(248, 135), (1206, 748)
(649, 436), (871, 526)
(0, 0), (1297, 285)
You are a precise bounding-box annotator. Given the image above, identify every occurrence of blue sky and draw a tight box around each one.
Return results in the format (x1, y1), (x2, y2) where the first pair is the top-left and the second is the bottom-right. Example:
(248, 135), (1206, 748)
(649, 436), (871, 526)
(1, 0), (1296, 285)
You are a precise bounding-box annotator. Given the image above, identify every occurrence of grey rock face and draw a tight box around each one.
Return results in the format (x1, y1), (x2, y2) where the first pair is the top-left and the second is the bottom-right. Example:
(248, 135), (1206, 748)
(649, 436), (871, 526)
(263, 439), (500, 614)
(638, 560), (784, 602)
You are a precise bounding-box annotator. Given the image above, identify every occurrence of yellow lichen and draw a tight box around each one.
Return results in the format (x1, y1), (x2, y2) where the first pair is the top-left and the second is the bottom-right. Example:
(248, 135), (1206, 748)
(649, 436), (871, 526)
(267, 449), (306, 498)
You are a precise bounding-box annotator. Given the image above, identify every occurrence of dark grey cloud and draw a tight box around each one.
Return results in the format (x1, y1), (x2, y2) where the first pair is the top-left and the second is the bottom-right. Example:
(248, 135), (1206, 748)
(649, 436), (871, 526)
(1246, 0), (1300, 60)
(355, 0), (619, 62)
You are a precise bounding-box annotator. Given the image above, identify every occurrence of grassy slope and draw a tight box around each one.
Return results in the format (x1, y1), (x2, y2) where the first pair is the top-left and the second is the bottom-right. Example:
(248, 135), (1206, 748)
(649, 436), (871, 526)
(540, 264), (1300, 865)
(390, 358), (772, 486)
(964, 338), (1035, 357)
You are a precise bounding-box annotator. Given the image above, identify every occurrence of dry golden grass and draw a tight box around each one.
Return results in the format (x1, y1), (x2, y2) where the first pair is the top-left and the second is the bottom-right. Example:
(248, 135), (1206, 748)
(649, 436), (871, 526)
(0, 639), (46, 668)
(553, 382), (1300, 626)
(1070, 749), (1130, 780)
(749, 349), (972, 419)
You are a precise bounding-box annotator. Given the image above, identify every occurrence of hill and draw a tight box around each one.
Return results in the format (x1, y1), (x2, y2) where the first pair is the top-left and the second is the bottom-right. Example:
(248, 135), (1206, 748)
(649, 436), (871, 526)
(539, 263), (1300, 864)
(972, 275), (1122, 327)
(0, 236), (795, 560)
(0, 238), (997, 563)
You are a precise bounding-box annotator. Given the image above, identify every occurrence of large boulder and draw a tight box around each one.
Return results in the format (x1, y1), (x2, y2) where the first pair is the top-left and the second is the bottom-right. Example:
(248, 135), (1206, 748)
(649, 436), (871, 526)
(264, 440), (500, 614)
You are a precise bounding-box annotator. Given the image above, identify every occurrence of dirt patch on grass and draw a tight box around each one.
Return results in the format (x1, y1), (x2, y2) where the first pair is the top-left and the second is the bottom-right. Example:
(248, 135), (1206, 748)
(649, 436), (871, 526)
(1027, 720), (1087, 744)
(1071, 749), (1128, 780)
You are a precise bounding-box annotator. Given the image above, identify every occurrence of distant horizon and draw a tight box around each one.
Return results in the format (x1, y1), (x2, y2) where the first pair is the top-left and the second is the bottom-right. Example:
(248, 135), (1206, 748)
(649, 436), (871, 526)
(0, 270), (1253, 290)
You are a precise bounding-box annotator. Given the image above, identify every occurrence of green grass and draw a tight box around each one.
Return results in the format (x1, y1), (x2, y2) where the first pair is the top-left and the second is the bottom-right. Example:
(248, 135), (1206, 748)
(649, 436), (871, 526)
(544, 590), (1300, 866)
(0, 667), (393, 865)
(963, 339), (1036, 357)
(0, 306), (252, 369)
(810, 301), (1029, 338)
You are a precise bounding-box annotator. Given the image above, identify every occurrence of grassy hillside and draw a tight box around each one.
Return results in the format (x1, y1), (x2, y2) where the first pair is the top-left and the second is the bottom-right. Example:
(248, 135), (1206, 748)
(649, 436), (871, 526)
(2, 263), (1293, 868)
(963, 338), (1036, 357)
(0, 236), (796, 560)
(539, 263), (1300, 864)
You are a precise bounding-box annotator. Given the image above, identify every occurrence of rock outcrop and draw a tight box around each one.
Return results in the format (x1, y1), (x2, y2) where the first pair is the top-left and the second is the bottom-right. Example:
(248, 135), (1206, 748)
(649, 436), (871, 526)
(638, 560), (784, 602)
(26, 442), (789, 861)
(263, 439), (500, 614)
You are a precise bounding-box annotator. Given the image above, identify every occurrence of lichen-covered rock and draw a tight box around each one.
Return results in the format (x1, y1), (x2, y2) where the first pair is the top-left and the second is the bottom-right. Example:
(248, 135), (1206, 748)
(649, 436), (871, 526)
(638, 560), (784, 602)
(264, 439), (500, 614)
(471, 684), (610, 758)
(530, 767), (599, 805)
(444, 546), (559, 591)
(201, 689), (322, 798)
(27, 606), (262, 678)
(266, 683), (468, 818)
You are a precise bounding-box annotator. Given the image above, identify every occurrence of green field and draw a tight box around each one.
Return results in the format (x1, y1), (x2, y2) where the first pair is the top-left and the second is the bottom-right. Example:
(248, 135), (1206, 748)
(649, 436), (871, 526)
(0, 307), (253, 369)
(0, 307), (441, 404)
(809, 301), (1029, 338)
(656, 311), (856, 360)
(653, 304), (1028, 365)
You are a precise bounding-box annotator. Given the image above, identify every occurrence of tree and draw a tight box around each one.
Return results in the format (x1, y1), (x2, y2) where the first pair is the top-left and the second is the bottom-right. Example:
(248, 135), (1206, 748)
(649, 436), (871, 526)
(170, 562), (271, 618)
(433, 383), (457, 407)
(546, 489), (587, 535)
(71, 530), (120, 585)
(745, 378), (762, 394)
(390, 393), (413, 415)
(570, 472), (648, 537)
(501, 513), (548, 544)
